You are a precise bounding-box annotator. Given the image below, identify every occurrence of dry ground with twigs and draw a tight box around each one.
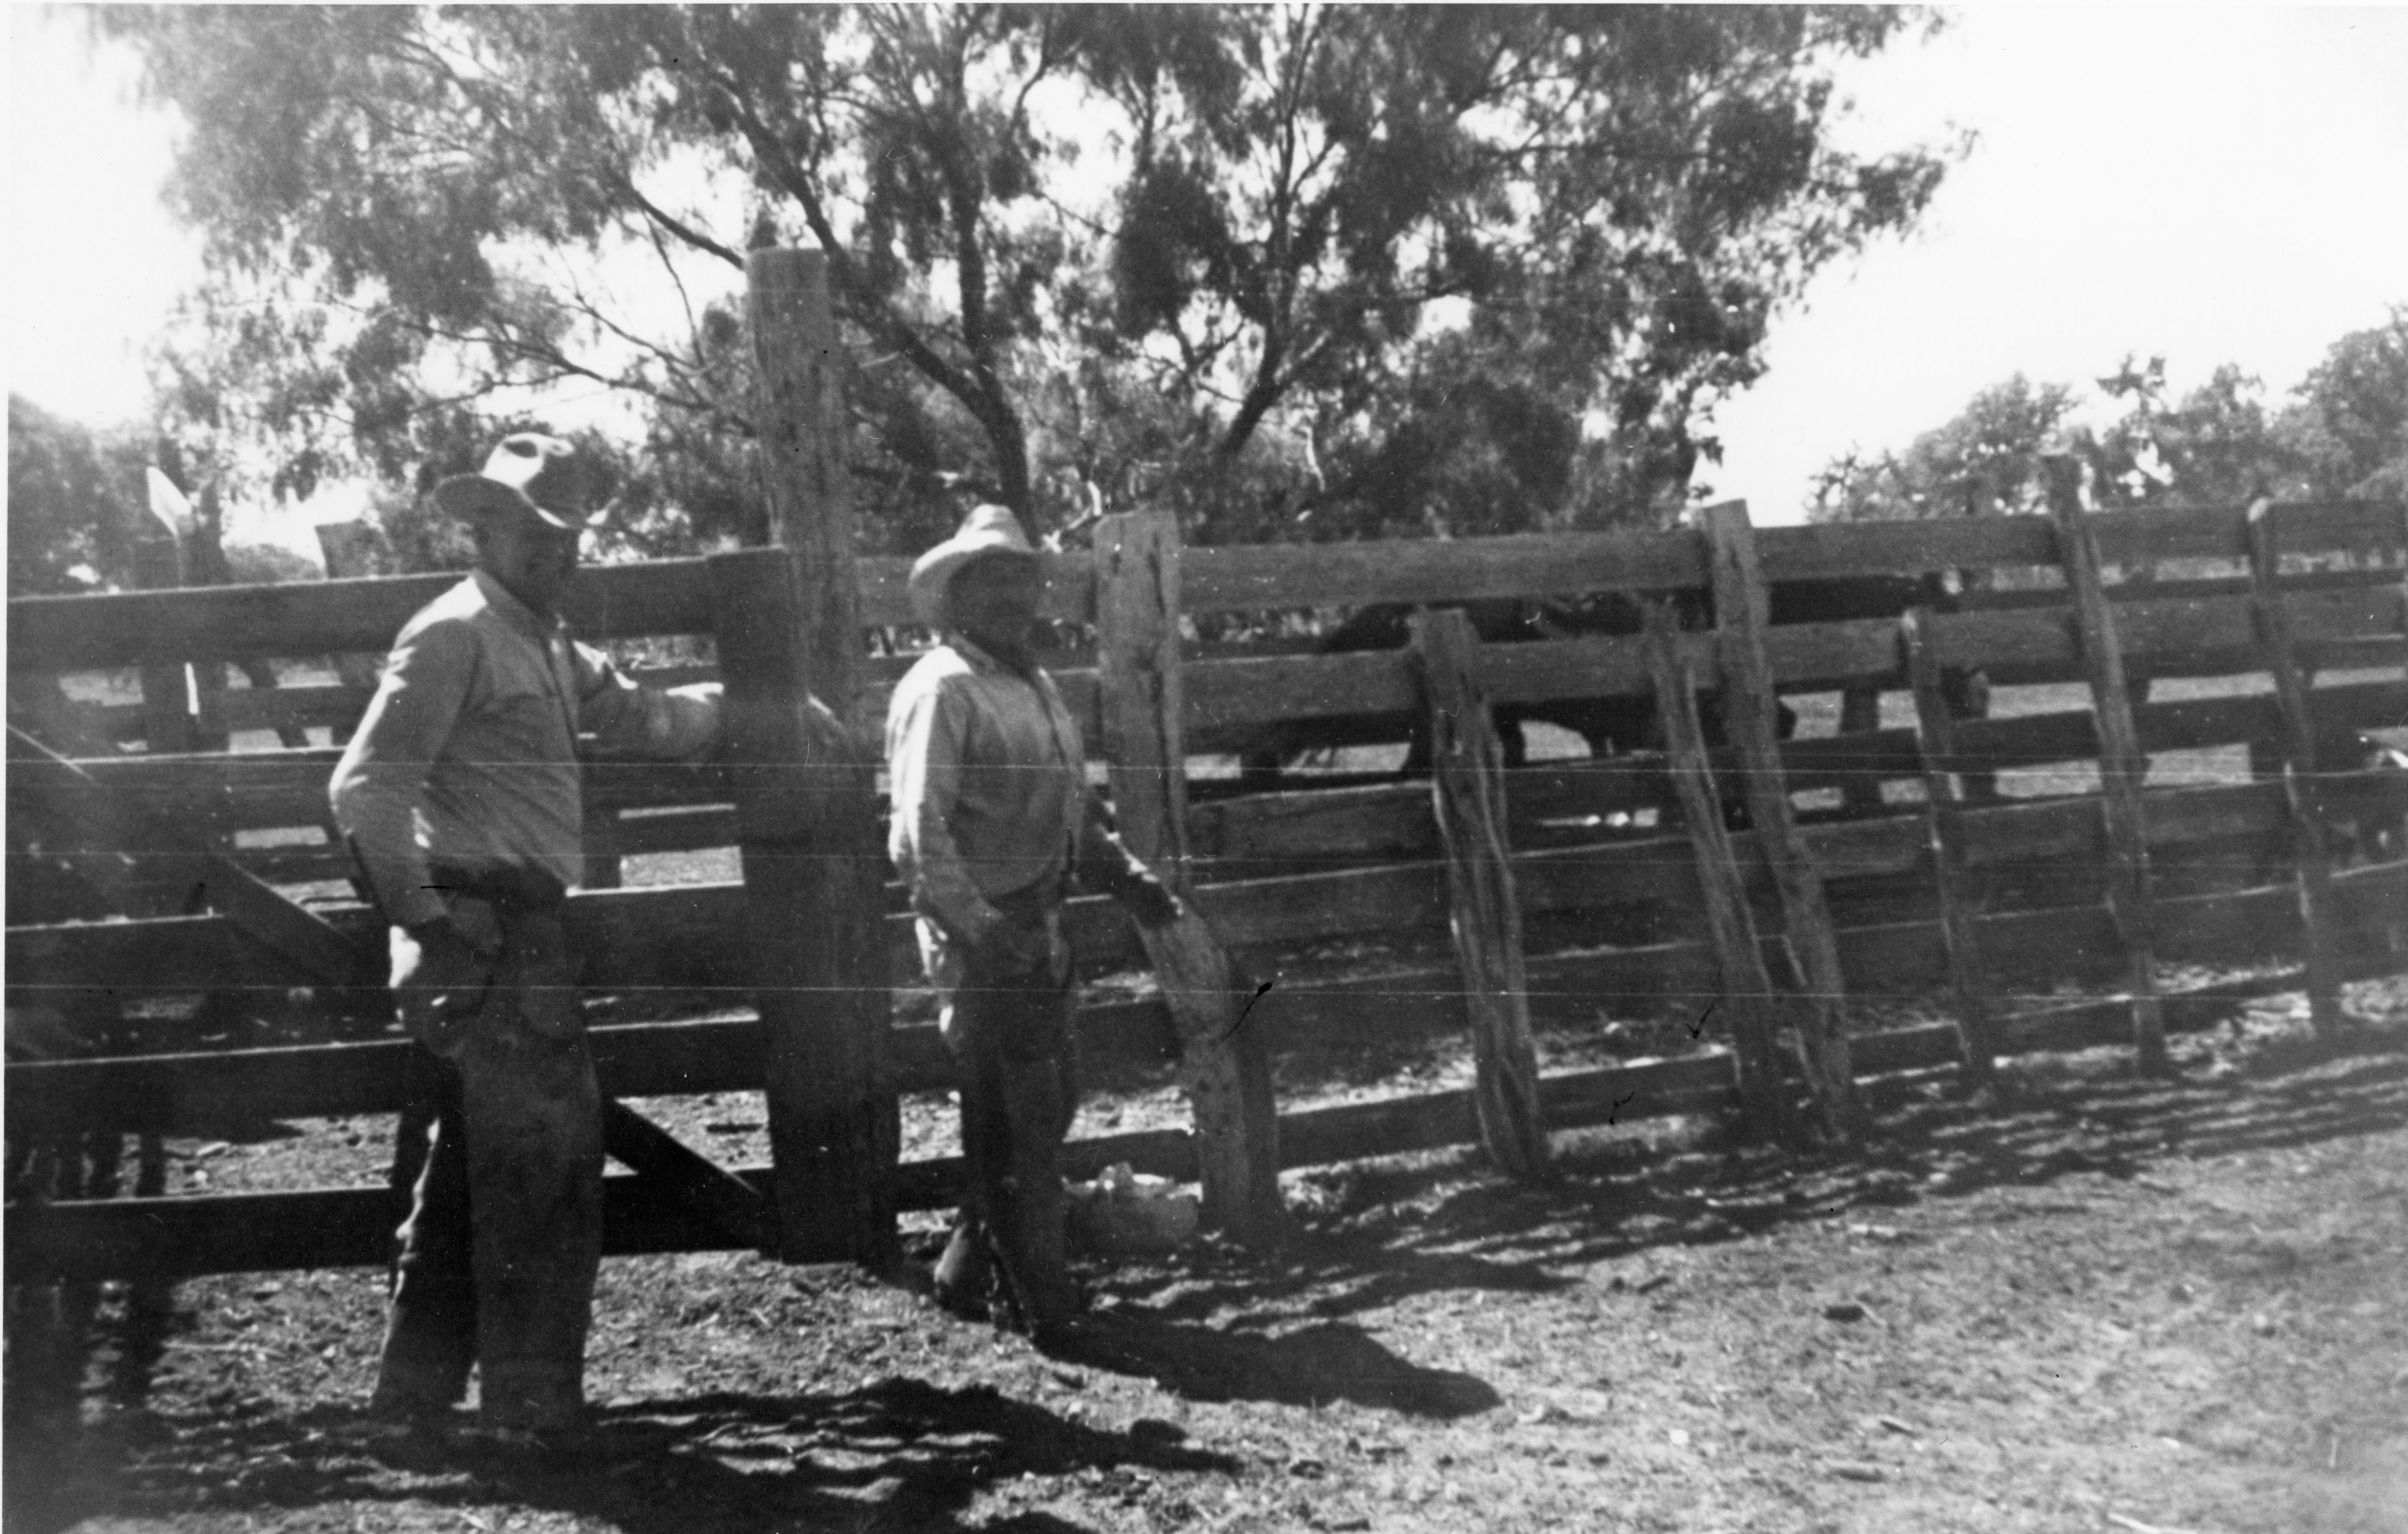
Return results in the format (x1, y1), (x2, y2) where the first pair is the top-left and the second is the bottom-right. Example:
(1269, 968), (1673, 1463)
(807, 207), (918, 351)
(8, 980), (2406, 1534)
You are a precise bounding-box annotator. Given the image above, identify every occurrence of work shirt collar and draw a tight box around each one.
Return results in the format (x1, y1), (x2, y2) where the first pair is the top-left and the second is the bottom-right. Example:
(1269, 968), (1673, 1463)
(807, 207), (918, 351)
(472, 567), (570, 646)
(943, 629), (1037, 680)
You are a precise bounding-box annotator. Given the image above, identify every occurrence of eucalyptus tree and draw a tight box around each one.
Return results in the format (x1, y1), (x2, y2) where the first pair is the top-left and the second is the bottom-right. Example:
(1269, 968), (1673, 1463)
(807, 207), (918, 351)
(104, 4), (1953, 546)
(2287, 307), (2408, 501)
(1807, 374), (2082, 523)
(1811, 308), (2408, 525)
(7, 396), (150, 594)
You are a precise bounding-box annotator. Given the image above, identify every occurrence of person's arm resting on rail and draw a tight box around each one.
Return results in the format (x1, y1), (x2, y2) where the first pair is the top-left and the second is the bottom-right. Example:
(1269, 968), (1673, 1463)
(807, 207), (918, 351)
(571, 641), (722, 760)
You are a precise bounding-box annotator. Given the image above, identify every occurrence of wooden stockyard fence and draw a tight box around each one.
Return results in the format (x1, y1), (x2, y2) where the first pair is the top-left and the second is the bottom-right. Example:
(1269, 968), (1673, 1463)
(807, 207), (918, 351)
(7, 256), (2407, 1283)
(11, 486), (2408, 1281)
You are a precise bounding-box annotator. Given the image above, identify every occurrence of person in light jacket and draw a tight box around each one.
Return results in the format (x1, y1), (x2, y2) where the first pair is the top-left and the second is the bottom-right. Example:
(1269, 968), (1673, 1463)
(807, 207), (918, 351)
(331, 434), (728, 1445)
(887, 505), (1183, 1340)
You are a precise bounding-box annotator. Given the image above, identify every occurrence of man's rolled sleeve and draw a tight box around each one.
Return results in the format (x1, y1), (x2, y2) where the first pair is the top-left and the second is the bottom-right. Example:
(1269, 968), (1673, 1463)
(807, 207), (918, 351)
(330, 618), (477, 931)
(887, 683), (1004, 945)
(573, 643), (722, 760)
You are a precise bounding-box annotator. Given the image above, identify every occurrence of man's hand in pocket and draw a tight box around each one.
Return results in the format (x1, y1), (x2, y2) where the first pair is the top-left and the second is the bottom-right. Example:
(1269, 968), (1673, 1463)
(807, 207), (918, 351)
(391, 919), (497, 1049)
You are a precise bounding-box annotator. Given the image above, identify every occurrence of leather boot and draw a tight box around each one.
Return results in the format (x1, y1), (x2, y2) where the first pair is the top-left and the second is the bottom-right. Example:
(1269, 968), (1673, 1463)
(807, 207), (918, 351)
(932, 1214), (993, 1319)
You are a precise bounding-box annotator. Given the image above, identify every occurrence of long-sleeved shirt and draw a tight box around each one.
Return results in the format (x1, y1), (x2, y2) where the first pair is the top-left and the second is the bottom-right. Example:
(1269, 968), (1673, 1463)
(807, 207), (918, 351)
(885, 635), (1147, 948)
(330, 569), (720, 930)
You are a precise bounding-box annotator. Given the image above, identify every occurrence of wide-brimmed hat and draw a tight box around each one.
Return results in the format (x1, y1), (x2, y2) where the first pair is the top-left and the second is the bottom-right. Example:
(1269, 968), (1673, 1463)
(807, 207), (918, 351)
(908, 504), (1039, 628)
(431, 434), (611, 531)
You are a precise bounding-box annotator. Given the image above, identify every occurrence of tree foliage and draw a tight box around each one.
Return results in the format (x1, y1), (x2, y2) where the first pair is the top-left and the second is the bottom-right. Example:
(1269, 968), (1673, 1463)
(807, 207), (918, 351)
(1807, 374), (2080, 522)
(1810, 307), (2408, 523)
(101, 4), (1954, 548)
(2288, 306), (2408, 501)
(7, 395), (150, 594)
(6, 394), (341, 597)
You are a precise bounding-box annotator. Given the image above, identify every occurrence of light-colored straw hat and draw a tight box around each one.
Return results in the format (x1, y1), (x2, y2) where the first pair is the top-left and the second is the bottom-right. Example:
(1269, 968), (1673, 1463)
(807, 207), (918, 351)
(908, 504), (1039, 628)
(431, 433), (611, 530)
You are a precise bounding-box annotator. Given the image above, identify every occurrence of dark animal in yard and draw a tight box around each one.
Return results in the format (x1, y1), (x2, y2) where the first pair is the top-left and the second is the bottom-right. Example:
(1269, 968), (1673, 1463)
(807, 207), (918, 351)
(1771, 573), (1992, 807)
(1237, 573), (1990, 811)
(1234, 598), (1667, 789)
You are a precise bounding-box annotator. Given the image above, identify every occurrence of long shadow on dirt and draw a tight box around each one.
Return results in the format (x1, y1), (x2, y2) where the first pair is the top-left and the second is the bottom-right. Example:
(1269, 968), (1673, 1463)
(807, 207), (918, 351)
(1097, 1020), (2408, 1327)
(7, 1374), (1238, 1534)
(1050, 1311), (1498, 1416)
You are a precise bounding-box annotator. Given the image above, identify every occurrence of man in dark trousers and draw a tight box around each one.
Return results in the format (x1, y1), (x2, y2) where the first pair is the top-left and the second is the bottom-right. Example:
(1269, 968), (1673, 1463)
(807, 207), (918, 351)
(331, 434), (722, 1444)
(887, 505), (1183, 1341)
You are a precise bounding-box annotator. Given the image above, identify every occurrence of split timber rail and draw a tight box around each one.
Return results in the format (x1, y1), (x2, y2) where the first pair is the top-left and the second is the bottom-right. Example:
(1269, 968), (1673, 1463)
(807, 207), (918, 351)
(10, 470), (2406, 1282)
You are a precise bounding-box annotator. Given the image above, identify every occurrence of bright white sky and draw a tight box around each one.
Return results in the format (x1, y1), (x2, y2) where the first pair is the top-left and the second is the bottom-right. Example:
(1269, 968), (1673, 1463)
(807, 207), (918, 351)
(7, 4), (2406, 552)
(1704, 4), (2408, 520)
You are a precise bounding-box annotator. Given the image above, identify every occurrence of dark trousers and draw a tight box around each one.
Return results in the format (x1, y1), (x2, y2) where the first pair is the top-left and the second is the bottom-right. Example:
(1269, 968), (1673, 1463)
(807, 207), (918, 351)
(375, 895), (601, 1431)
(932, 901), (1080, 1331)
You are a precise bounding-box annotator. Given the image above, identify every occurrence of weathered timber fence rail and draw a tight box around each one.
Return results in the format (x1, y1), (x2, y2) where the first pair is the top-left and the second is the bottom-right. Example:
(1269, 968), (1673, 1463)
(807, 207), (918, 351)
(9, 487), (2407, 1280)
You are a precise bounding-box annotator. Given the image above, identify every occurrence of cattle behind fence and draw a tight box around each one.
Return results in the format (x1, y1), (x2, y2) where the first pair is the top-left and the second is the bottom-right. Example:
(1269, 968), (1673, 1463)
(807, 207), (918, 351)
(7, 486), (2408, 1282)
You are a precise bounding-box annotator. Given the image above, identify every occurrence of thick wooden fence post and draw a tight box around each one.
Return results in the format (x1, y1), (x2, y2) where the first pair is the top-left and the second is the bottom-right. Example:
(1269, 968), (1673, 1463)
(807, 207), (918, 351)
(1410, 607), (1550, 1181)
(184, 481), (248, 752)
(1642, 603), (1794, 1143)
(1093, 511), (1285, 1241)
(1700, 502), (1859, 1141)
(1837, 685), (1886, 815)
(730, 245), (895, 1265)
(1900, 608), (2000, 1089)
(2044, 456), (2168, 1073)
(582, 807), (625, 892)
(131, 533), (198, 759)
(2245, 498), (2344, 1036)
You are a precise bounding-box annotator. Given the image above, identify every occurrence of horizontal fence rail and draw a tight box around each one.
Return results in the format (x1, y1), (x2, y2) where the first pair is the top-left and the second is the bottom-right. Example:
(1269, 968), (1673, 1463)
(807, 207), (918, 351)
(13, 501), (2401, 673)
(21, 676), (2400, 900)
(14, 771), (2406, 1135)
(10, 872), (2402, 1281)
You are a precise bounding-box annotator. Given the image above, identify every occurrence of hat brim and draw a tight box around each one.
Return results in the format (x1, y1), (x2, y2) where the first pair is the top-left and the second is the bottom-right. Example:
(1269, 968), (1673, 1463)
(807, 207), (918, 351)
(907, 537), (1038, 628)
(432, 474), (596, 531)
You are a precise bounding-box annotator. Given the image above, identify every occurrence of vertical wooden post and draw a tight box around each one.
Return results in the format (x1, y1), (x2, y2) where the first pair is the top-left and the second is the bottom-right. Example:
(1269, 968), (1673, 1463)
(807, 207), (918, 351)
(1699, 502), (1859, 1141)
(2043, 456), (2168, 1073)
(1410, 607), (1550, 1181)
(1093, 511), (1285, 1241)
(709, 550), (891, 1263)
(1900, 608), (1999, 1089)
(186, 482), (236, 752)
(749, 248), (860, 703)
(2245, 498), (2344, 1036)
(732, 245), (895, 1264)
(1642, 603), (1794, 1143)
(1836, 685), (1886, 814)
(580, 812), (625, 891)
(131, 533), (197, 758)
(315, 521), (387, 755)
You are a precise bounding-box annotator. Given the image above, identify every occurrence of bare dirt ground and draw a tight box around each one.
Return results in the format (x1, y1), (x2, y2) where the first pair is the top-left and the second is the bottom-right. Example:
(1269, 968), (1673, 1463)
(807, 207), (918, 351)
(9, 980), (2406, 1534)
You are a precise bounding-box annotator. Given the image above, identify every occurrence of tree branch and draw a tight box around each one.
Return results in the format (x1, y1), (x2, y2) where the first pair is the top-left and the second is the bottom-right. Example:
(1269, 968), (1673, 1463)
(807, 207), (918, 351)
(607, 170), (746, 270)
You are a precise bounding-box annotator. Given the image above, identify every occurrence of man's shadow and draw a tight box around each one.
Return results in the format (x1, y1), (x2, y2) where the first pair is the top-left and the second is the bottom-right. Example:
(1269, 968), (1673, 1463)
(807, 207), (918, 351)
(18, 1376), (1244, 1534)
(1046, 1309), (1499, 1417)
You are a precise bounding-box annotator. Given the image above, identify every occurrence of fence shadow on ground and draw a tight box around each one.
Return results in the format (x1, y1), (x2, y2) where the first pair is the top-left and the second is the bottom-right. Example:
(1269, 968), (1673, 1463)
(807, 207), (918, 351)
(1089, 1011), (2408, 1328)
(8, 1018), (2399, 1533)
(3, 1374), (1241, 1534)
